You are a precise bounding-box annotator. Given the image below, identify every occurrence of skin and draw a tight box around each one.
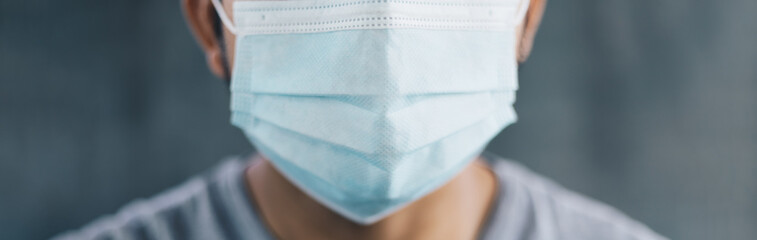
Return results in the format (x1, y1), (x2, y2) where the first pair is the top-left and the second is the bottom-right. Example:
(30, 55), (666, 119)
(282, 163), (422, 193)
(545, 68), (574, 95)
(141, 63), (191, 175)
(183, 0), (546, 239)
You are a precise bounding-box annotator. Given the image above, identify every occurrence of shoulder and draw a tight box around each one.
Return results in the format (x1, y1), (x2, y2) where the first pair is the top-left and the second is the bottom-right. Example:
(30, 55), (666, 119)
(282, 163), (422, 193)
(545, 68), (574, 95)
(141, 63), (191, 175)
(51, 156), (248, 240)
(482, 152), (668, 240)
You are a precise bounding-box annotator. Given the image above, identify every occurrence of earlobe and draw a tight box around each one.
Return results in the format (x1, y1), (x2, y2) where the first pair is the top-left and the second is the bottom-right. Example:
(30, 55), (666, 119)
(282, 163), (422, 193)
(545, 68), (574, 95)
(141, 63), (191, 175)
(516, 0), (547, 63)
(207, 49), (226, 78)
(183, 0), (227, 79)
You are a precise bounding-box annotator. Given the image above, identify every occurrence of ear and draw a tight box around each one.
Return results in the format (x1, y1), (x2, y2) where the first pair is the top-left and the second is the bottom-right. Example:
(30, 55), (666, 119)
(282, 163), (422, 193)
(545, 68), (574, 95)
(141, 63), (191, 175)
(183, 0), (226, 79)
(516, 0), (547, 63)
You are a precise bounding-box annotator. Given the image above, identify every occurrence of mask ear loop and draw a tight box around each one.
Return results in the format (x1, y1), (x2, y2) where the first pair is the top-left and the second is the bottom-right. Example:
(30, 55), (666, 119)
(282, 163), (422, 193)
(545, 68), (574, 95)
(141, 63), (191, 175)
(513, 0), (531, 26)
(211, 0), (238, 35)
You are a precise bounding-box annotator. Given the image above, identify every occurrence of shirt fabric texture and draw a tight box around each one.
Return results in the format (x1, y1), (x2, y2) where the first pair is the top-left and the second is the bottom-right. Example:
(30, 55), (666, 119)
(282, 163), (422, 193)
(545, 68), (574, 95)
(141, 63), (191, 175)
(52, 152), (667, 240)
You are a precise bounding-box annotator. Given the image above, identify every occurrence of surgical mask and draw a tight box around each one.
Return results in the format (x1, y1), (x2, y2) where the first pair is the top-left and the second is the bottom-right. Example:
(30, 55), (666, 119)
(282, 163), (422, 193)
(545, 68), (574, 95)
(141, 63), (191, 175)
(213, 0), (529, 225)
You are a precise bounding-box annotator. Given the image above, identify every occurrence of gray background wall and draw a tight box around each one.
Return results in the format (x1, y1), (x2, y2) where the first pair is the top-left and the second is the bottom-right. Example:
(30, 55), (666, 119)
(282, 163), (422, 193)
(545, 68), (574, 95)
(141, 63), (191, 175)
(1, 0), (755, 239)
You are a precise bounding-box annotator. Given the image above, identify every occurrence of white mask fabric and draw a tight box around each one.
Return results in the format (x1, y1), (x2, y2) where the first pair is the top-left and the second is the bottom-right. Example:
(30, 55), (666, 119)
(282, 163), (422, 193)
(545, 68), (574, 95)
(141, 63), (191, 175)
(213, 0), (530, 225)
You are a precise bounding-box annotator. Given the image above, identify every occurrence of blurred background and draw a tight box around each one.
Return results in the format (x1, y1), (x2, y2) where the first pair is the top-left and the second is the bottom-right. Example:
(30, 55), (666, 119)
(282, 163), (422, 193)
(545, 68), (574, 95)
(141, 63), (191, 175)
(1, 0), (755, 239)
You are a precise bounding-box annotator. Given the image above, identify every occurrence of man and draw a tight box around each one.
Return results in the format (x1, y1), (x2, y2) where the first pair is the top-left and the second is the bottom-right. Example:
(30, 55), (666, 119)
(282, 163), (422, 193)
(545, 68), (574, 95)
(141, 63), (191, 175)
(54, 0), (667, 239)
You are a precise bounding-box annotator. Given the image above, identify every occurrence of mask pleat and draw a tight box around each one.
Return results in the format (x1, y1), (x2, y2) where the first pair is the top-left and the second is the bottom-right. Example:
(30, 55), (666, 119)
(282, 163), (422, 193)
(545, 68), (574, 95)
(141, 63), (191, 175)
(225, 0), (529, 225)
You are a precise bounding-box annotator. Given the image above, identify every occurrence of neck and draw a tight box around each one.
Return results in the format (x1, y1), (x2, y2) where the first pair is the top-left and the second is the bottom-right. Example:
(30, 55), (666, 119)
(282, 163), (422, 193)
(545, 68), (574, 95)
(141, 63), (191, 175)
(244, 154), (498, 240)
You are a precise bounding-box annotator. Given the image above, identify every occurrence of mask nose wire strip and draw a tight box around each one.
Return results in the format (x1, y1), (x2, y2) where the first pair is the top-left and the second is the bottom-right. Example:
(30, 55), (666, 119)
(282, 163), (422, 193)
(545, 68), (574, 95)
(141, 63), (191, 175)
(513, 0), (530, 26)
(212, 0), (238, 35)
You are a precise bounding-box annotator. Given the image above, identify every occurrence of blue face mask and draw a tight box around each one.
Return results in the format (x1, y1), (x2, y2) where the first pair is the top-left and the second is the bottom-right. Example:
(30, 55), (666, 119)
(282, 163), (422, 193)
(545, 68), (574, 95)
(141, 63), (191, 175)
(213, 0), (529, 225)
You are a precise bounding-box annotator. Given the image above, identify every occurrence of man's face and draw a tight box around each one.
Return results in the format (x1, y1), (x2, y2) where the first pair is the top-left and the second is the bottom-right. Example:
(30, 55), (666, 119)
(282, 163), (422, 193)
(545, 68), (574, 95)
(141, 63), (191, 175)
(183, 0), (545, 80)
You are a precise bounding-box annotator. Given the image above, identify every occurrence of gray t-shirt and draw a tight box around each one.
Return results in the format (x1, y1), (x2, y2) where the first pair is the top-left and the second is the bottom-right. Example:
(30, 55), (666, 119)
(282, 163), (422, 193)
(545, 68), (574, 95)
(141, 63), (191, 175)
(52, 153), (667, 240)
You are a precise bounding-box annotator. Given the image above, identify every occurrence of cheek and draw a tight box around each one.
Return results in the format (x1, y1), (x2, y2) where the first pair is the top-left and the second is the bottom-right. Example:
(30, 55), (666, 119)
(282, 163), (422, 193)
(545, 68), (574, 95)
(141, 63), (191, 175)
(223, 30), (236, 70)
(223, 0), (236, 69)
(515, 23), (524, 50)
(514, 23), (525, 61)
